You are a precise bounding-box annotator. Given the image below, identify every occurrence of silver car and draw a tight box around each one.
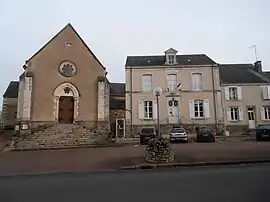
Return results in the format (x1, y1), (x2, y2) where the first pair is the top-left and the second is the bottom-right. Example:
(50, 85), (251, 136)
(170, 127), (188, 143)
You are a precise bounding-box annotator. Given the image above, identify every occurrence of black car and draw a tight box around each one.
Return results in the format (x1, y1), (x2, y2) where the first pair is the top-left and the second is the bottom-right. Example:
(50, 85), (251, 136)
(139, 127), (156, 145)
(196, 127), (216, 142)
(256, 124), (270, 141)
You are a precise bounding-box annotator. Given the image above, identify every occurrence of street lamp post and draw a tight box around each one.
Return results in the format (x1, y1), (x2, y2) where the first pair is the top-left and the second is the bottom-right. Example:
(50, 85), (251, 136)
(154, 87), (163, 138)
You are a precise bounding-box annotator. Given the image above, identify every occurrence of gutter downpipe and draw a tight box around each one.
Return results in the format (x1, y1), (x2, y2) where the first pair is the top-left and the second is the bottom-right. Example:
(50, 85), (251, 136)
(130, 66), (133, 137)
(211, 63), (218, 133)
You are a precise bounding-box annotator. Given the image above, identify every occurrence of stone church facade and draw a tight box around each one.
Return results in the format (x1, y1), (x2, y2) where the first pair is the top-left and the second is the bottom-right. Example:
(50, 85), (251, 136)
(1, 24), (125, 149)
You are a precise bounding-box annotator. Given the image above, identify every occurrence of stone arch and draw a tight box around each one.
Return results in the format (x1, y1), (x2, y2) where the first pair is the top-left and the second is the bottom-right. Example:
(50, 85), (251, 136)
(53, 83), (80, 123)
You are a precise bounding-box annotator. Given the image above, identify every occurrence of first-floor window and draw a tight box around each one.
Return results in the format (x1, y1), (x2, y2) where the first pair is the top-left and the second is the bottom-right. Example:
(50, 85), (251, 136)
(264, 106), (270, 120)
(144, 101), (153, 119)
(194, 100), (204, 118)
(229, 87), (238, 100)
(230, 107), (239, 121)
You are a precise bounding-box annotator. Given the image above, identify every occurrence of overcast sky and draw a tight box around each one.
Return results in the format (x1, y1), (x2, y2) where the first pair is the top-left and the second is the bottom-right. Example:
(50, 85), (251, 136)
(1, 0), (269, 104)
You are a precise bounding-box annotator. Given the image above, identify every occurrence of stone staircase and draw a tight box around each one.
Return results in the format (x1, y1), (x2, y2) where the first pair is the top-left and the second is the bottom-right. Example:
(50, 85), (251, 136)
(12, 123), (110, 150)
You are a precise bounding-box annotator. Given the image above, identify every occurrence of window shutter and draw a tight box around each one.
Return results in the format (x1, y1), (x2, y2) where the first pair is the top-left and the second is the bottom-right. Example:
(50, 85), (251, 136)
(227, 108), (231, 121)
(153, 101), (158, 120)
(189, 100), (194, 119)
(138, 101), (144, 119)
(260, 107), (265, 120)
(262, 86), (268, 100)
(203, 99), (210, 118)
(191, 74), (195, 90)
(237, 87), (242, 100)
(267, 86), (270, 99)
(199, 74), (203, 91)
(224, 87), (229, 100)
(238, 107), (243, 121)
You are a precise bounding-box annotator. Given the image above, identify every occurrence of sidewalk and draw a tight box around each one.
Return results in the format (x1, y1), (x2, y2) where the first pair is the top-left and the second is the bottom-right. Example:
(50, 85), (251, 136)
(0, 142), (270, 176)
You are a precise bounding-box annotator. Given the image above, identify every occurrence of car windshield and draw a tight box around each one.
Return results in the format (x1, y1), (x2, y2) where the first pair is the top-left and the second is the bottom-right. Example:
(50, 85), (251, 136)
(200, 128), (212, 133)
(172, 128), (185, 133)
(141, 128), (154, 133)
(257, 125), (270, 130)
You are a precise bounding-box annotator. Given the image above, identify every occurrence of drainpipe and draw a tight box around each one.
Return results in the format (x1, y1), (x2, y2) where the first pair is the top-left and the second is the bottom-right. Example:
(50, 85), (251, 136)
(130, 66), (133, 137)
(211, 63), (218, 132)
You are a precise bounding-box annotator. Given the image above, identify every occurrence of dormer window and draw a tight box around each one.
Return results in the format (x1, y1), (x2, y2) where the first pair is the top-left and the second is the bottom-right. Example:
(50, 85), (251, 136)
(168, 55), (175, 65)
(164, 48), (178, 65)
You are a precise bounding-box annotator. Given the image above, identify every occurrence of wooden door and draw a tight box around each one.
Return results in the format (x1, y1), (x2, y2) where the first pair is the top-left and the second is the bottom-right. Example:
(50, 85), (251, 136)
(58, 96), (74, 124)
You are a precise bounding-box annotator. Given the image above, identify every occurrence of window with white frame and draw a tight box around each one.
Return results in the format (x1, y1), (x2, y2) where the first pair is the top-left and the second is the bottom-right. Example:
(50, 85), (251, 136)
(142, 74), (152, 92)
(168, 55), (175, 65)
(167, 74), (177, 91)
(191, 73), (203, 91)
(263, 106), (270, 120)
(230, 107), (239, 121)
(261, 86), (270, 100)
(143, 101), (153, 119)
(229, 87), (238, 100)
(194, 100), (204, 118)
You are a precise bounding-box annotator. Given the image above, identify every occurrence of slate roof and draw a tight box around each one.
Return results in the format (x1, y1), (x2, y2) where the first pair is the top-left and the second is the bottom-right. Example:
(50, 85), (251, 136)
(125, 54), (216, 67)
(3, 81), (19, 98)
(110, 98), (125, 109)
(263, 71), (270, 78)
(219, 64), (270, 84)
(109, 82), (125, 109)
(109, 83), (125, 96)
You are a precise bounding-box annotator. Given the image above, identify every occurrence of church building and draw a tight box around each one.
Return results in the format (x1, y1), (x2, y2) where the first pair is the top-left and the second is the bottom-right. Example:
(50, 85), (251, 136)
(1, 23), (125, 149)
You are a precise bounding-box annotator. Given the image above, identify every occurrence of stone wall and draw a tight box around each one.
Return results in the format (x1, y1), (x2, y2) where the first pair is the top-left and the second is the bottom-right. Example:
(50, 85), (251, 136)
(1, 98), (18, 129)
(225, 124), (249, 135)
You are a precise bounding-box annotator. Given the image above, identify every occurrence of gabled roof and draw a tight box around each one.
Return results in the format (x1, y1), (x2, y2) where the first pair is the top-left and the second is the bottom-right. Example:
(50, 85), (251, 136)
(25, 23), (105, 70)
(3, 81), (19, 98)
(109, 83), (125, 96)
(125, 54), (216, 67)
(219, 64), (270, 84)
(164, 48), (178, 54)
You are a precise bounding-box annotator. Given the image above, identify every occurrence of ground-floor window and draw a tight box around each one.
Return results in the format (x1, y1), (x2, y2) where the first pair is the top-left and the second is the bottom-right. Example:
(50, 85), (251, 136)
(230, 107), (239, 121)
(194, 100), (204, 118)
(263, 106), (270, 120)
(143, 101), (153, 119)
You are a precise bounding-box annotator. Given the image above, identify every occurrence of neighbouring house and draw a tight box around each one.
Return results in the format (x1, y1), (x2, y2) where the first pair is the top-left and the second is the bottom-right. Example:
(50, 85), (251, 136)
(1, 81), (19, 130)
(2, 23), (113, 149)
(109, 83), (125, 138)
(219, 61), (270, 134)
(125, 48), (223, 137)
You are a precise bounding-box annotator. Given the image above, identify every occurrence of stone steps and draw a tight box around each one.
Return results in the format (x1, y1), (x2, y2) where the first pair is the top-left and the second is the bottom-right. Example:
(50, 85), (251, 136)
(12, 123), (110, 150)
(15, 139), (96, 145)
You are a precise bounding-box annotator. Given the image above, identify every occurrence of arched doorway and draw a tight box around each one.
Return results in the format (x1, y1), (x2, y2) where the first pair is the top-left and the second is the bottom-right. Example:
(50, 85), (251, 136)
(53, 83), (80, 124)
(58, 96), (74, 124)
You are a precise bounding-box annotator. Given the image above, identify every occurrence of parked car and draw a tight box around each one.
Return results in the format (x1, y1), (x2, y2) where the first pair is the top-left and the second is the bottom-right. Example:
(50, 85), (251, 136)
(196, 127), (216, 142)
(170, 127), (188, 143)
(139, 127), (156, 145)
(256, 124), (270, 141)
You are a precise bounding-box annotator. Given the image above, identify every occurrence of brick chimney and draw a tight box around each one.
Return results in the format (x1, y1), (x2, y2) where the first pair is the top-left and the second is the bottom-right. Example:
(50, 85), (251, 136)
(254, 61), (262, 72)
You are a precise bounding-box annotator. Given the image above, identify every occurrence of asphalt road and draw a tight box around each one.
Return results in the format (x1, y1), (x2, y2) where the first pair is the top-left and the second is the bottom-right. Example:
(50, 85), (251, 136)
(0, 164), (270, 202)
